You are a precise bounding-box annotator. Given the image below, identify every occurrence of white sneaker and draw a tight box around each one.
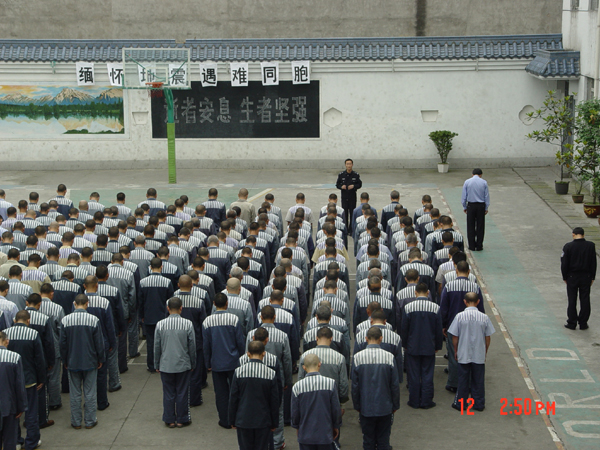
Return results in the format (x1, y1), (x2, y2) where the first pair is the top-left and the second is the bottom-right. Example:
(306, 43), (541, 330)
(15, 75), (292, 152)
(35, 440), (42, 449)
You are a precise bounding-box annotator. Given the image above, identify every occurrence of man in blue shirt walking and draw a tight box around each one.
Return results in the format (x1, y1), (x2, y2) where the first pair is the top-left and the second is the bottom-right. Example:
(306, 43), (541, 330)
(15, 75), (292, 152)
(461, 168), (490, 251)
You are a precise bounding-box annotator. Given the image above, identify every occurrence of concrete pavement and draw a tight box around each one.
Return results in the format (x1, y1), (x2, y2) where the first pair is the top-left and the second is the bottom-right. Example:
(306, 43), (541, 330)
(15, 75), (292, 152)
(1, 166), (597, 450)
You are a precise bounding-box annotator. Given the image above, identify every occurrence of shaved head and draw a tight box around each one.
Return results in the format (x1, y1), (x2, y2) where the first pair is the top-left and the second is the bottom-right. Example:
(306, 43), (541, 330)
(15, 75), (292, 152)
(226, 277), (241, 292)
(303, 354), (320, 371)
(178, 275), (192, 289)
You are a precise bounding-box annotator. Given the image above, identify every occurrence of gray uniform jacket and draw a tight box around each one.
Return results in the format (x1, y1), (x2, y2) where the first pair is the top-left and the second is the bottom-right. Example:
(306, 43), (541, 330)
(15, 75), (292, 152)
(230, 199), (256, 227)
(154, 314), (196, 373)
(247, 323), (292, 387)
(298, 345), (348, 403)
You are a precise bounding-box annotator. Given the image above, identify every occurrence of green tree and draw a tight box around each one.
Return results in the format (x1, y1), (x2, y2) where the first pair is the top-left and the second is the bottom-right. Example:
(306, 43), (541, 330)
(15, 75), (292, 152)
(526, 90), (576, 181)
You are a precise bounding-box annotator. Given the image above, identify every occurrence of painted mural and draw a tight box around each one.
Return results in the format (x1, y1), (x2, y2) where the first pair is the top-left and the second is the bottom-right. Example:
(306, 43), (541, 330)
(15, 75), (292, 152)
(0, 85), (124, 136)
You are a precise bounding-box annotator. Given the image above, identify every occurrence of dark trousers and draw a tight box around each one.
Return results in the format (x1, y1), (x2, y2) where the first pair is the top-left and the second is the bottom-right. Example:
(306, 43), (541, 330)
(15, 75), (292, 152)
(160, 370), (191, 424)
(455, 362), (485, 410)
(144, 324), (157, 371)
(566, 273), (592, 327)
(212, 370), (235, 427)
(284, 384), (292, 424)
(201, 360), (208, 387)
(128, 309), (139, 358)
(37, 381), (48, 426)
(299, 443), (337, 450)
(61, 363), (69, 394)
(236, 427), (272, 450)
(405, 354), (435, 408)
(341, 199), (356, 232)
(118, 331), (128, 372)
(17, 386), (40, 450)
(0, 414), (18, 450)
(359, 414), (392, 450)
(466, 202), (486, 250)
(97, 350), (109, 409)
(190, 349), (204, 406)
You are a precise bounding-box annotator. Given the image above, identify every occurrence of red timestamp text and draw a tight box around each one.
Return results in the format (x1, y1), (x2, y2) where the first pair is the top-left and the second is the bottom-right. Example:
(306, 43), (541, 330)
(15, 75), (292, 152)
(500, 398), (556, 416)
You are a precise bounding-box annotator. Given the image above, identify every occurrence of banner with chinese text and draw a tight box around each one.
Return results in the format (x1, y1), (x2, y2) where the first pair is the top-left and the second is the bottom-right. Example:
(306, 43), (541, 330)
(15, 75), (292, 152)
(151, 80), (319, 139)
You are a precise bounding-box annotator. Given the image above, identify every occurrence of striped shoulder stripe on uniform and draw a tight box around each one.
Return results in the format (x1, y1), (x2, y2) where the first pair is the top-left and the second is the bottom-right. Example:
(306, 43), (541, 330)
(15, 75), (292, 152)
(455, 309), (489, 324)
(141, 275), (172, 288)
(227, 297), (251, 311)
(203, 312), (239, 329)
(97, 284), (118, 296)
(356, 320), (393, 333)
(0, 348), (22, 364)
(292, 374), (336, 396)
(62, 312), (99, 327)
(301, 346), (345, 365)
(28, 310), (49, 326)
(235, 361), (276, 380)
(405, 299), (440, 314)
(177, 295), (203, 310)
(251, 326), (288, 343)
(108, 266), (132, 279)
(39, 301), (64, 317)
(5, 325), (39, 341)
(446, 278), (479, 293)
(353, 347), (395, 367)
(157, 315), (193, 331)
(396, 289), (417, 302)
(51, 280), (80, 292)
(357, 295), (393, 310)
(87, 296), (110, 309)
(303, 327), (342, 343)
(402, 262), (434, 276)
(8, 282), (32, 295)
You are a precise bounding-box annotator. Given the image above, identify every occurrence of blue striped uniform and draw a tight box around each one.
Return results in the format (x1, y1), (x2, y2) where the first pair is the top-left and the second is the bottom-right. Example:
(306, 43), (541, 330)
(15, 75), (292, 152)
(351, 345), (400, 417)
(354, 325), (403, 381)
(59, 309), (105, 371)
(50, 279), (81, 314)
(137, 199), (166, 217)
(291, 372), (341, 446)
(202, 311), (245, 372)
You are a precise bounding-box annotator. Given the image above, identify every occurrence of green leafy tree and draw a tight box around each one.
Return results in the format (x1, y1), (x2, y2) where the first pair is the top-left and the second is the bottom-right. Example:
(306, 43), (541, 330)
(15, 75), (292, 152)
(573, 98), (600, 204)
(526, 90), (576, 181)
(429, 130), (458, 164)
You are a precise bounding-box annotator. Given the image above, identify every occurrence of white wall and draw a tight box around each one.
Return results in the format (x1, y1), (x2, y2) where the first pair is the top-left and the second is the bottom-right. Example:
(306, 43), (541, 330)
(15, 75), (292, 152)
(0, 59), (557, 170)
(563, 0), (598, 80)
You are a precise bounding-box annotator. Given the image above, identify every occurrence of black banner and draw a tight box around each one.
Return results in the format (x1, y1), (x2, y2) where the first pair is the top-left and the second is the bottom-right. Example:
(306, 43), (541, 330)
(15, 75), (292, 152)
(151, 80), (320, 139)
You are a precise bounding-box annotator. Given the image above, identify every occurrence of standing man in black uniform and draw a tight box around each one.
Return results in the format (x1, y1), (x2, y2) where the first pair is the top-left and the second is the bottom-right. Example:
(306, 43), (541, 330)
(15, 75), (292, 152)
(561, 227), (597, 330)
(228, 341), (279, 450)
(336, 159), (362, 232)
(0, 330), (27, 450)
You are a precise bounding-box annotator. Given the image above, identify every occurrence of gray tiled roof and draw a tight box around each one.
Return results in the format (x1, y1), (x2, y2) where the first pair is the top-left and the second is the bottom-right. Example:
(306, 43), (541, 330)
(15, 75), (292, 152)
(0, 34), (564, 63)
(0, 40), (180, 62)
(525, 50), (580, 78)
(188, 34), (563, 61)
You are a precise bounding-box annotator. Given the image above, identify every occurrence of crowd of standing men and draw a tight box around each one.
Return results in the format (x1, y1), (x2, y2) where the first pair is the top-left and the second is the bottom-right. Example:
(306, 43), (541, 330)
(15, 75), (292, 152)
(0, 173), (495, 450)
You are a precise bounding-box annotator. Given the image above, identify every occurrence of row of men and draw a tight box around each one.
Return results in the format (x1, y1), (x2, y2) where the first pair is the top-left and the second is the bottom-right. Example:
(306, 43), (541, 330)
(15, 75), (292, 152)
(0, 185), (492, 448)
(0, 277), (493, 450)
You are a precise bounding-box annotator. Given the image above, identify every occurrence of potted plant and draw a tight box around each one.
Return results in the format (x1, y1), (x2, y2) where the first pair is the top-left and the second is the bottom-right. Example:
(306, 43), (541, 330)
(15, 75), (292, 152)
(527, 90), (576, 194)
(575, 98), (600, 217)
(429, 130), (458, 173)
(571, 177), (584, 203)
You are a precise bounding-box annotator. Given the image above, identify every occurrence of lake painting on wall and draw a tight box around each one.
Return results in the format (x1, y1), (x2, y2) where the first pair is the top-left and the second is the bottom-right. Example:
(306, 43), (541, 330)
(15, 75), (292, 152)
(0, 85), (124, 136)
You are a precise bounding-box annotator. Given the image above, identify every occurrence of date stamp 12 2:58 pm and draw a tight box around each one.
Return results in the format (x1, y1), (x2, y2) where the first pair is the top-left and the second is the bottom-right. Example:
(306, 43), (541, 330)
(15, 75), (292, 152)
(456, 398), (556, 416)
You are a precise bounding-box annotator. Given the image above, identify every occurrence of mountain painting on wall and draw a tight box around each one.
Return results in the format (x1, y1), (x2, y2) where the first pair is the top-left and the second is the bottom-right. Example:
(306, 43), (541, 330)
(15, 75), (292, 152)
(0, 86), (124, 136)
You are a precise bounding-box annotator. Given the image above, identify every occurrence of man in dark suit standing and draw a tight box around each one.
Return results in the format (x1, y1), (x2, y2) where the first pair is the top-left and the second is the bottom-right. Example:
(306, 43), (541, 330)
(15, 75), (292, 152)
(336, 159), (362, 232)
(561, 227), (596, 330)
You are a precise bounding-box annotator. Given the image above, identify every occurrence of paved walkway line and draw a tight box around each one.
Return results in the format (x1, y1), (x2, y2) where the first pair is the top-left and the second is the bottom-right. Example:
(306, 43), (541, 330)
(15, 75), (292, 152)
(513, 169), (600, 256)
(248, 188), (273, 203)
(437, 187), (566, 449)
